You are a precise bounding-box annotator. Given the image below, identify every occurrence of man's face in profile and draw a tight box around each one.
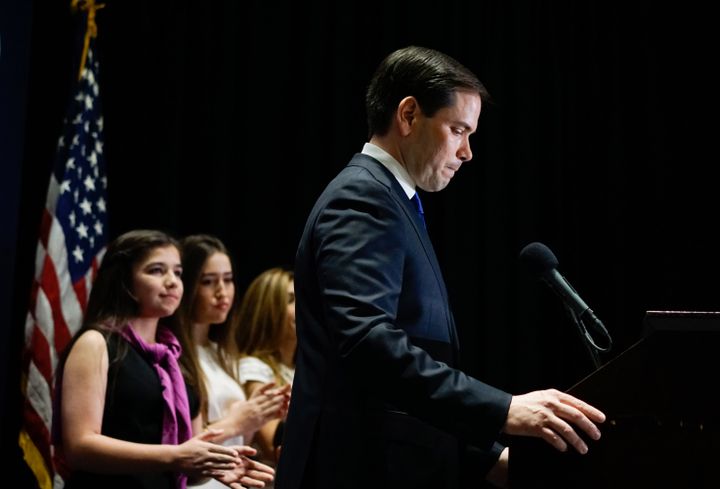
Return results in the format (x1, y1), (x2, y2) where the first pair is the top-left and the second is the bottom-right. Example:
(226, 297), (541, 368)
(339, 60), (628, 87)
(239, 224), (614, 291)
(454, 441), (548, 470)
(403, 91), (481, 192)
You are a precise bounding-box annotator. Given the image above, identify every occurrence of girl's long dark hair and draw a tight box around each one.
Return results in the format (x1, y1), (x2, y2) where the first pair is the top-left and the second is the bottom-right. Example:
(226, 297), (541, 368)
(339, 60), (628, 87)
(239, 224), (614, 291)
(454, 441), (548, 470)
(53, 229), (180, 443)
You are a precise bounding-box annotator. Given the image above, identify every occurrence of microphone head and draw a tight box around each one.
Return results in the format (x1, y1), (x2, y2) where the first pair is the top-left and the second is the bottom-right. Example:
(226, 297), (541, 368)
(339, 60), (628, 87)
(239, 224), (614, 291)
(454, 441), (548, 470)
(519, 242), (559, 277)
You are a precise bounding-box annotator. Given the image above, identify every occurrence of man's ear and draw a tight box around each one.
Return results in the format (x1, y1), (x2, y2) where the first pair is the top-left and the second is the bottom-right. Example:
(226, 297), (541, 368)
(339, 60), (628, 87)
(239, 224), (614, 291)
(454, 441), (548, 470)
(396, 96), (420, 137)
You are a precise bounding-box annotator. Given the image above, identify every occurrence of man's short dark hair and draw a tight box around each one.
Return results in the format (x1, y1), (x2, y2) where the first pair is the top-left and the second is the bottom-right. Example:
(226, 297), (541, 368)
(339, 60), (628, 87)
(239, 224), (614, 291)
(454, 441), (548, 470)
(365, 46), (488, 138)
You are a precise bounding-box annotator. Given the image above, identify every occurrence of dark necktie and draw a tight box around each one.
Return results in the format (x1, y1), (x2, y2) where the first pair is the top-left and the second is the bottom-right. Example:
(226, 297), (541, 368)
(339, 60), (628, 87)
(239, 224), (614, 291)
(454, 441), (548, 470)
(411, 192), (426, 228)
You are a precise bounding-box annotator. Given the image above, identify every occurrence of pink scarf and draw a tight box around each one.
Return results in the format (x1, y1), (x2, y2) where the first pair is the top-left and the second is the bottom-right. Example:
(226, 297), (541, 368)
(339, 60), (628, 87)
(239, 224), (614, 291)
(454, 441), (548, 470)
(122, 324), (192, 489)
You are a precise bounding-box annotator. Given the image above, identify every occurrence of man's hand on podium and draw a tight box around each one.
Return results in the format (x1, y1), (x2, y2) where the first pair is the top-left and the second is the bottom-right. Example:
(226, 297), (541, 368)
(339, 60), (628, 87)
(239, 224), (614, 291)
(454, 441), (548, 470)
(503, 389), (606, 454)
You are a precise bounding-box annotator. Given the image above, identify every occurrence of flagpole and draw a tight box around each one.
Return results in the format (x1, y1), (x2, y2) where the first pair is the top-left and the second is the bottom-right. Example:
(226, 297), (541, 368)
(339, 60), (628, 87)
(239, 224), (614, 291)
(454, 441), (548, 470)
(71, 0), (105, 80)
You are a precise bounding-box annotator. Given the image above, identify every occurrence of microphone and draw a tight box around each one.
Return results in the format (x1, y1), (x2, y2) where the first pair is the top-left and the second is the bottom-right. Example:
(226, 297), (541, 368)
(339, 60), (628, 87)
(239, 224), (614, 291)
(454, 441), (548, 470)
(519, 242), (612, 364)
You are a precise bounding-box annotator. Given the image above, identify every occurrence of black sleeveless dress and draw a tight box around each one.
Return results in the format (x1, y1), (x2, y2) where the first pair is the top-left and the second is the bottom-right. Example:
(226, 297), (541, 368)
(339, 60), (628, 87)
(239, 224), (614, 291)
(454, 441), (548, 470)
(64, 334), (199, 489)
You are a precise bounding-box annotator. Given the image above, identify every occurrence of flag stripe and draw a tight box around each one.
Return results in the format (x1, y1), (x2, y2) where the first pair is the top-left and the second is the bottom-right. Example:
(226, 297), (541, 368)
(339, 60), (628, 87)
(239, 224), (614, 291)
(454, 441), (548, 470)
(38, 202), (53, 251)
(24, 362), (53, 458)
(25, 280), (41, 345)
(31, 288), (55, 380)
(38, 255), (73, 355)
(28, 322), (53, 386)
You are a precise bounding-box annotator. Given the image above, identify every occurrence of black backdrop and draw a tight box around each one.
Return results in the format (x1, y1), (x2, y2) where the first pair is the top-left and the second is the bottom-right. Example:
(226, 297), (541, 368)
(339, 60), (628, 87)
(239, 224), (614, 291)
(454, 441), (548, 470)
(5, 0), (720, 483)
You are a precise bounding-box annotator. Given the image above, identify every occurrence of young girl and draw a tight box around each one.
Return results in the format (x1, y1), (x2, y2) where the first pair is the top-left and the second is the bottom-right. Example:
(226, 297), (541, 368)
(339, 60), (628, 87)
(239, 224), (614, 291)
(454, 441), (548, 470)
(175, 234), (289, 488)
(234, 268), (296, 463)
(56, 230), (273, 489)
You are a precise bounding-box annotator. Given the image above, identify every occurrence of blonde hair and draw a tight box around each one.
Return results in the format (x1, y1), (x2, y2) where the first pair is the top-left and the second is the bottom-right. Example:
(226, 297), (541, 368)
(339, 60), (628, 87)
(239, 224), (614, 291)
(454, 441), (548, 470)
(232, 267), (294, 385)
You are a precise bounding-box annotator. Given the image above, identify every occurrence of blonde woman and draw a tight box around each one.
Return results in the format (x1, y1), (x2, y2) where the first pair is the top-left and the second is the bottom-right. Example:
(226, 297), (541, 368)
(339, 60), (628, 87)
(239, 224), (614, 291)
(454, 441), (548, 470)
(234, 268), (296, 463)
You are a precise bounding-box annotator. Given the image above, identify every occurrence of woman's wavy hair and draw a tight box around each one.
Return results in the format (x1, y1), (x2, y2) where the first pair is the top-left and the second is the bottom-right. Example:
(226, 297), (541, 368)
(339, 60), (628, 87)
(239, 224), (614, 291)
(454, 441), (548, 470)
(232, 267), (294, 385)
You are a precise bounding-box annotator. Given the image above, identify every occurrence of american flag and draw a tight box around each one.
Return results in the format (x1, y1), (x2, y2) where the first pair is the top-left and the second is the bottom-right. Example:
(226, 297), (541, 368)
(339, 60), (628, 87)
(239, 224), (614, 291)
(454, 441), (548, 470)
(18, 42), (108, 489)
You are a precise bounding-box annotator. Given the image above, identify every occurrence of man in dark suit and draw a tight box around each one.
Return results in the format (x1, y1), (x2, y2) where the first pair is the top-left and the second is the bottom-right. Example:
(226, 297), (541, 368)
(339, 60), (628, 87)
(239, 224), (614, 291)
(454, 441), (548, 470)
(276, 46), (605, 489)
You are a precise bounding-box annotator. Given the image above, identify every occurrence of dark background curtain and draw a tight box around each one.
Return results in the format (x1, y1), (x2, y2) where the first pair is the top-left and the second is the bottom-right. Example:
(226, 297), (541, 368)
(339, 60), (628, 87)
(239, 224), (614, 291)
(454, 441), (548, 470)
(4, 0), (719, 483)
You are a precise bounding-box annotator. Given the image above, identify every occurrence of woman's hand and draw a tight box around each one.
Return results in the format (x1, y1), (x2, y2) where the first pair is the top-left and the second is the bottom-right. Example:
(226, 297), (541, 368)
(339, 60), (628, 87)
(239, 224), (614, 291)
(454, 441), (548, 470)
(230, 382), (291, 435)
(173, 429), (241, 478)
(209, 446), (275, 488)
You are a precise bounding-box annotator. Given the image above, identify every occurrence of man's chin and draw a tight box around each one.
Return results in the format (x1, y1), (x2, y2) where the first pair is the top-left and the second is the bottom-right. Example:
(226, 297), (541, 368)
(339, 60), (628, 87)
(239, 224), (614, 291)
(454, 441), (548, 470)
(418, 179), (451, 193)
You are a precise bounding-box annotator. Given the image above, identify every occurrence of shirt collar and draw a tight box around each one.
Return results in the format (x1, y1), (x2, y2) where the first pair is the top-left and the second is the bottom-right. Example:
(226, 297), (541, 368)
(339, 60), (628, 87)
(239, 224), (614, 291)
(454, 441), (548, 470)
(361, 142), (416, 199)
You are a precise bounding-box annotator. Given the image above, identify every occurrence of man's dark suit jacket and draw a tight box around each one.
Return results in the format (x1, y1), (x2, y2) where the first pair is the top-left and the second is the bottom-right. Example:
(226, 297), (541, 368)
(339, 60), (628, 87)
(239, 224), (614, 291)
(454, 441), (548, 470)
(276, 154), (512, 489)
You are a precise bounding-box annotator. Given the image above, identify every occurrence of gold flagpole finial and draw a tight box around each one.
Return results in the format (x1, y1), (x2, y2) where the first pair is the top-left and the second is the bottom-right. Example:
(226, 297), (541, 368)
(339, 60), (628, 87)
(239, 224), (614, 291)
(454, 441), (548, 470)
(71, 0), (105, 80)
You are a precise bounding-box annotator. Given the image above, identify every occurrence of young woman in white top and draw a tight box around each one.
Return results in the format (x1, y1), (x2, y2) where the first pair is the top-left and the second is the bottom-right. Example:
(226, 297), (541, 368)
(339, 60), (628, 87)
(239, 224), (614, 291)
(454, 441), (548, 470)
(175, 235), (290, 488)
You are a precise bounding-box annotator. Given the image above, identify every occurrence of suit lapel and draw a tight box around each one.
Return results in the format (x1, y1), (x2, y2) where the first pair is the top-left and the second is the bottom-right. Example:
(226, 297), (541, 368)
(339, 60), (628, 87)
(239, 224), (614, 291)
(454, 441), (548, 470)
(348, 155), (442, 281)
(348, 155), (459, 349)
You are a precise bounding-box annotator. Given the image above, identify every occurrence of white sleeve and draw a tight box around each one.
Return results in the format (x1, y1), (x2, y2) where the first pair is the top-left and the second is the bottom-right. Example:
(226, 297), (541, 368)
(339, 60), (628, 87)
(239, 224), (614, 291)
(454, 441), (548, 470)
(237, 356), (275, 384)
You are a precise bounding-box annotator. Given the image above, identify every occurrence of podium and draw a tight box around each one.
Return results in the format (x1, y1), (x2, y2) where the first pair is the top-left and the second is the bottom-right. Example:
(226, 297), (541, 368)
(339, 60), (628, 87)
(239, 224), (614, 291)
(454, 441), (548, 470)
(508, 311), (720, 489)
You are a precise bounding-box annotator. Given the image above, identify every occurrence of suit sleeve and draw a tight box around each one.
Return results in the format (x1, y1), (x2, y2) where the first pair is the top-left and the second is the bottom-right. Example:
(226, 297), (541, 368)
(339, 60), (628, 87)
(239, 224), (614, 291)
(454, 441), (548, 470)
(310, 176), (512, 451)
